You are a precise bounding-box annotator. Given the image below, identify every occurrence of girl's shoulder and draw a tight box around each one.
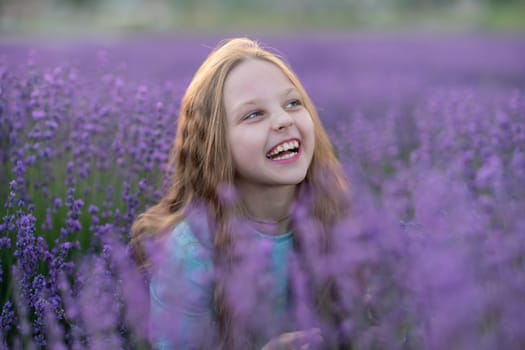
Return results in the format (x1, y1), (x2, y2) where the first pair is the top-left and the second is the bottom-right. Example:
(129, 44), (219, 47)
(167, 220), (199, 245)
(150, 220), (214, 312)
(163, 219), (213, 266)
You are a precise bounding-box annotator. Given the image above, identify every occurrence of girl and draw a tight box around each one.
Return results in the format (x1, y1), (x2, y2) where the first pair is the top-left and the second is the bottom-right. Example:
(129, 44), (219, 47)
(131, 37), (351, 349)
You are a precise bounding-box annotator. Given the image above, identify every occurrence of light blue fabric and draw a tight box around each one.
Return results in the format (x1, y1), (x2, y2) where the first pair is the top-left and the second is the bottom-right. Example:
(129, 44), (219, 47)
(149, 220), (294, 349)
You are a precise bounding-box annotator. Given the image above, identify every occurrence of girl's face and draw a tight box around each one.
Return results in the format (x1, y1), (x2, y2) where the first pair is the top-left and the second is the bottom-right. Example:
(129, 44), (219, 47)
(223, 59), (315, 189)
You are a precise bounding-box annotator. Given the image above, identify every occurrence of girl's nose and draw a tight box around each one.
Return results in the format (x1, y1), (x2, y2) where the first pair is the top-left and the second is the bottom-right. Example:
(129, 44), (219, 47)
(273, 111), (293, 131)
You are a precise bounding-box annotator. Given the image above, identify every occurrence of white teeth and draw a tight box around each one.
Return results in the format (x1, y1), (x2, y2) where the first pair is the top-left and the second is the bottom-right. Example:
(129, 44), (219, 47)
(267, 140), (300, 157)
(272, 151), (298, 161)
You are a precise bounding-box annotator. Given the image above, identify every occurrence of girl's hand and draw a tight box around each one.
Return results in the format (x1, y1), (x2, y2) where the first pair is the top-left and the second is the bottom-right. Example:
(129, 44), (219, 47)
(261, 328), (323, 350)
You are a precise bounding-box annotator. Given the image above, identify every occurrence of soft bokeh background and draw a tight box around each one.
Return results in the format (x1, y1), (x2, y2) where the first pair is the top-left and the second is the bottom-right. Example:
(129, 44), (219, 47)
(1, 0), (525, 38)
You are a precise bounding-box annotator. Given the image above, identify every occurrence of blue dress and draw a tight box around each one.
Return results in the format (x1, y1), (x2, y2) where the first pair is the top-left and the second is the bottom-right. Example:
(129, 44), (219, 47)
(149, 220), (294, 349)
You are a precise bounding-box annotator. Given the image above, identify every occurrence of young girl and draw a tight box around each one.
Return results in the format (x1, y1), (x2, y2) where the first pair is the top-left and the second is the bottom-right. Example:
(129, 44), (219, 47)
(131, 37), (351, 349)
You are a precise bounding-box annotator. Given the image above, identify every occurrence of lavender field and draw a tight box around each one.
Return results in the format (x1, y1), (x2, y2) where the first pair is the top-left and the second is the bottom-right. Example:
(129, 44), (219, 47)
(1, 34), (525, 349)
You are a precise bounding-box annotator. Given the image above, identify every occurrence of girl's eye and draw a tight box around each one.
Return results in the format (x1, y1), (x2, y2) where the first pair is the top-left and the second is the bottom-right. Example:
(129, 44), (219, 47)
(243, 110), (263, 120)
(285, 99), (302, 109)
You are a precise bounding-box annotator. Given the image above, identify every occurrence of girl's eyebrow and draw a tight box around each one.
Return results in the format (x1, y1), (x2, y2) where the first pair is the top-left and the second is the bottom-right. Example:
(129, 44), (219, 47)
(282, 87), (297, 97)
(233, 87), (298, 113)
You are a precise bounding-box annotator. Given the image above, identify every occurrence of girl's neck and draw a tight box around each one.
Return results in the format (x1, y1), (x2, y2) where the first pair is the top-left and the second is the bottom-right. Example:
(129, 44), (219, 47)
(236, 183), (296, 235)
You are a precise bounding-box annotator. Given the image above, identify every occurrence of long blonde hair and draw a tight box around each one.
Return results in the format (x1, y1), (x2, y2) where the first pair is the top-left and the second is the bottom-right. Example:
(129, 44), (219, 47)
(131, 37), (350, 347)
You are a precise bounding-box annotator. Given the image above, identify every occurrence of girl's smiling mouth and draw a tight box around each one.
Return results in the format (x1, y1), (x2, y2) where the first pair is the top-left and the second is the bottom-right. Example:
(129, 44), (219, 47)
(265, 138), (301, 162)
